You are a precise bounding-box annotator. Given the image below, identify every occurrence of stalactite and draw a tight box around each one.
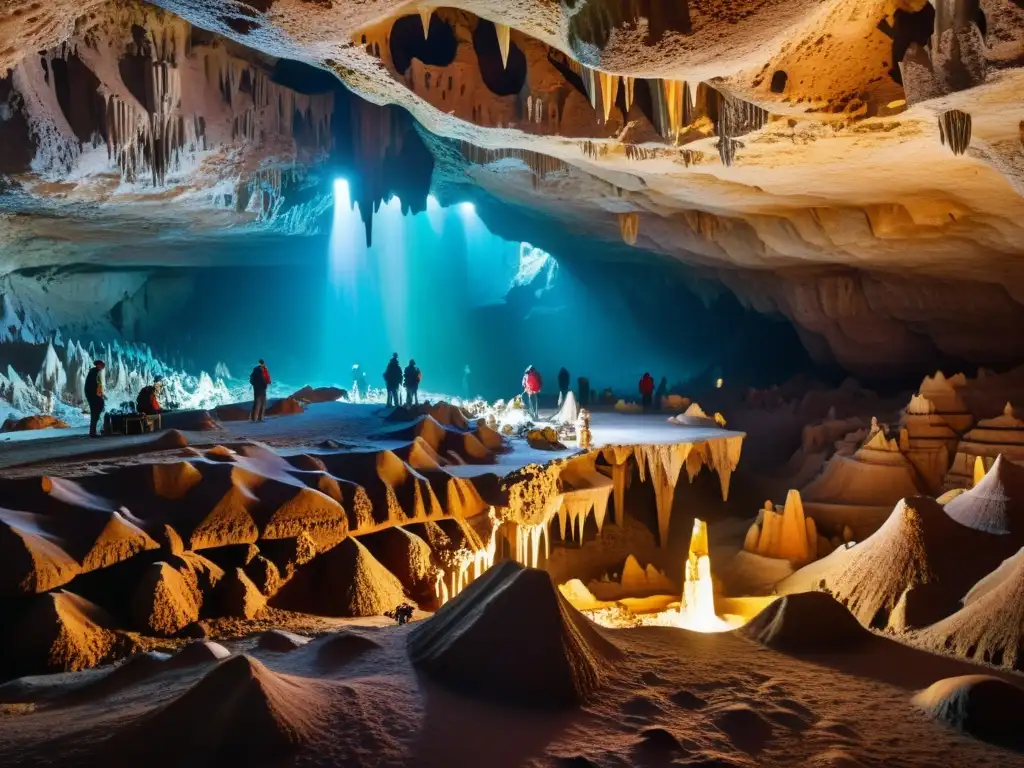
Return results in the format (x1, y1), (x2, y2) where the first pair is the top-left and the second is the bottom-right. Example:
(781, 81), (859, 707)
(619, 212), (639, 245)
(648, 79), (692, 143)
(598, 72), (619, 122)
(579, 140), (609, 160)
(623, 75), (635, 113)
(938, 109), (971, 155)
(419, 7), (433, 39)
(711, 86), (769, 167)
(459, 140), (568, 184)
(567, 58), (598, 110)
(611, 461), (628, 527)
(495, 22), (511, 70)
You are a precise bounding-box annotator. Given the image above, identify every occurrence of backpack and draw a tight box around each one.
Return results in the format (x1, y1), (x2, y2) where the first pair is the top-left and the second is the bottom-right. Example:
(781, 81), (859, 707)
(250, 366), (264, 388)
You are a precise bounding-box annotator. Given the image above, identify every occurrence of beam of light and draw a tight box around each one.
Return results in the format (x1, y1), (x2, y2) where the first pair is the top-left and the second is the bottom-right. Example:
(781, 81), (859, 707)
(459, 201), (476, 215)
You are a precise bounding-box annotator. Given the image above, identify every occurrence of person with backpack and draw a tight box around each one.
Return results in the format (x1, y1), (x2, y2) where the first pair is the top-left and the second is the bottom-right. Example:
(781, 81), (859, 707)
(384, 353), (403, 407)
(136, 375), (165, 415)
(84, 360), (106, 438)
(557, 367), (570, 406)
(522, 365), (542, 420)
(404, 359), (421, 406)
(639, 372), (655, 412)
(250, 359), (271, 422)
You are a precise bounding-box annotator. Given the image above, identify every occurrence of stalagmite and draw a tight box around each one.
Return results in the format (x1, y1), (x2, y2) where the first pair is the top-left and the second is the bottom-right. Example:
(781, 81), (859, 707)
(598, 72), (619, 122)
(495, 22), (511, 70)
(777, 489), (809, 563)
(938, 109), (971, 155)
(745, 491), (819, 565)
(619, 212), (639, 245)
(678, 518), (730, 631)
(419, 7), (432, 39)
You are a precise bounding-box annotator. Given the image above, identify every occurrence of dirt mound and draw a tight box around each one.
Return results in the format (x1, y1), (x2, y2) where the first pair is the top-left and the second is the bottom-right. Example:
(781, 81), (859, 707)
(169, 640), (230, 668)
(0, 508), (81, 596)
(258, 629), (311, 652)
(741, 592), (869, 652)
(0, 477), (158, 585)
(913, 547), (1024, 669)
(267, 397), (305, 417)
(780, 496), (1006, 632)
(161, 410), (221, 432)
(287, 454), (328, 472)
(151, 430), (189, 450)
(407, 561), (620, 707)
(290, 385), (347, 403)
(270, 536), (406, 617)
(3, 590), (117, 677)
(130, 561), (201, 636)
(118, 654), (326, 763)
(475, 423), (506, 452)
(216, 567), (266, 619)
(945, 455), (1024, 540)
(913, 675), (1024, 750)
(527, 427), (567, 451)
(1, 414), (68, 432)
(213, 403), (250, 422)
(428, 402), (471, 430)
(395, 436), (447, 471)
(314, 631), (381, 666)
(362, 526), (439, 609)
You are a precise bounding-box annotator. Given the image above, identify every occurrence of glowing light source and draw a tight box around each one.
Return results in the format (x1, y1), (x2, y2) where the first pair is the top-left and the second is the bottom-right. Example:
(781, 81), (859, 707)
(716, 377), (723, 388)
(459, 201), (476, 215)
(333, 178), (349, 196)
(677, 518), (734, 632)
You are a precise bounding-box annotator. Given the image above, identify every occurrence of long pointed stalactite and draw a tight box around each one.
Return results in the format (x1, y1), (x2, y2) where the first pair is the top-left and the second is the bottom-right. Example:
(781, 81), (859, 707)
(938, 109), (972, 155)
(619, 212), (639, 245)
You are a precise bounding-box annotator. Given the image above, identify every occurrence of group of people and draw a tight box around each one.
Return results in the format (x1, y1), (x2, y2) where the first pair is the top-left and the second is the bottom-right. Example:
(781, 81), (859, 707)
(83, 360), (171, 438)
(522, 366), (670, 418)
(384, 354), (422, 408)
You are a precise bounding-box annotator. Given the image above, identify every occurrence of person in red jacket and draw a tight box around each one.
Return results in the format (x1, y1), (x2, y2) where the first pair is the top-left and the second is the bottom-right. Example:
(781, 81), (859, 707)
(136, 375), (165, 415)
(522, 365), (542, 420)
(639, 372), (655, 412)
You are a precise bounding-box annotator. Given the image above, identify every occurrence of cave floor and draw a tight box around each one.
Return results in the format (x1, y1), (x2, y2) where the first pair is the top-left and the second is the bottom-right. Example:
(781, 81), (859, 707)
(0, 402), (744, 477)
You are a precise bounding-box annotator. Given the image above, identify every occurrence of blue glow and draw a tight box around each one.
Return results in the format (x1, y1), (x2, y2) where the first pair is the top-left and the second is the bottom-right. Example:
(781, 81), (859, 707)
(459, 202), (476, 215)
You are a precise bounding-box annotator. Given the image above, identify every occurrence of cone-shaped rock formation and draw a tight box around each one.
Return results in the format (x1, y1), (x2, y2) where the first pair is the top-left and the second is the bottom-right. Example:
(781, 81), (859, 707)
(270, 536), (406, 617)
(742, 592), (869, 653)
(944, 455), (1024, 541)
(407, 560), (620, 707)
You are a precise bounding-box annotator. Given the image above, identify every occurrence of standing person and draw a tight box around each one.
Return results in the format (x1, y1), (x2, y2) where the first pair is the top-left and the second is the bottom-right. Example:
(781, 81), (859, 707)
(557, 367), (570, 406)
(655, 376), (668, 411)
(639, 372), (655, 412)
(352, 364), (369, 402)
(404, 359), (421, 406)
(384, 353), (403, 407)
(522, 365), (542, 420)
(462, 364), (472, 401)
(578, 376), (590, 407)
(249, 359), (271, 422)
(84, 360), (106, 438)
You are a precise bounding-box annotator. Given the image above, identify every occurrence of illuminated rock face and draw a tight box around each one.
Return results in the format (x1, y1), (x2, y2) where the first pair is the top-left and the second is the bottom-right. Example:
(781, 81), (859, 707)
(2, 1), (1024, 378)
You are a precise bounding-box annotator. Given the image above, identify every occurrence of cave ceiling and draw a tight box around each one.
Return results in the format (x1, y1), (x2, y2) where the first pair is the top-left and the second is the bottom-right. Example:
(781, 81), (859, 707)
(0, 0), (1023, 377)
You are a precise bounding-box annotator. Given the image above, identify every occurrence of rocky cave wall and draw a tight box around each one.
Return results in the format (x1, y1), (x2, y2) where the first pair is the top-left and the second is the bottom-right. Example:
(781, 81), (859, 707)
(0, 0), (1023, 385)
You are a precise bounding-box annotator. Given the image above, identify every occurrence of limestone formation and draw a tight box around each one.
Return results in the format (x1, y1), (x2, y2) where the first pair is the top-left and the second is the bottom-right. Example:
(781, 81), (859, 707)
(744, 491), (818, 566)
